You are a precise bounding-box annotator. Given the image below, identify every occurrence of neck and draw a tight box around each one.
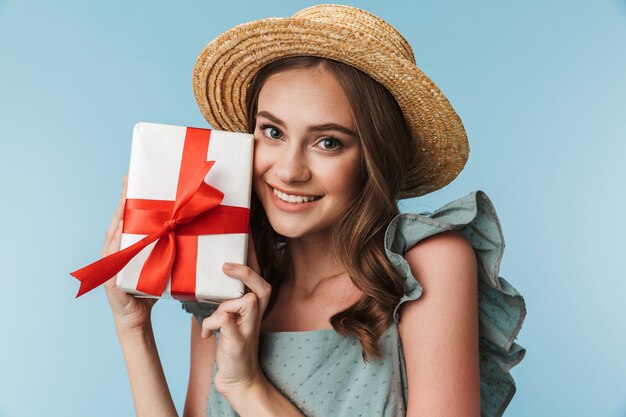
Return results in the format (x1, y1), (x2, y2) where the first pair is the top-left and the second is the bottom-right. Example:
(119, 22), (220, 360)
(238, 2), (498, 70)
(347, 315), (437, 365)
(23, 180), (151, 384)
(282, 233), (347, 297)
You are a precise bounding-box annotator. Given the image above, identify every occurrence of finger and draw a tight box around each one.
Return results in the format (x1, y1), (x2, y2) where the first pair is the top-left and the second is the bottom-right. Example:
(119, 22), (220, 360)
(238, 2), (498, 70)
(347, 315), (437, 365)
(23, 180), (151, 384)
(201, 311), (244, 345)
(222, 263), (271, 312)
(103, 274), (128, 303)
(201, 310), (228, 336)
(102, 176), (128, 256)
(102, 217), (123, 257)
(103, 218), (120, 256)
(110, 218), (123, 252)
(214, 293), (260, 335)
(115, 176), (128, 220)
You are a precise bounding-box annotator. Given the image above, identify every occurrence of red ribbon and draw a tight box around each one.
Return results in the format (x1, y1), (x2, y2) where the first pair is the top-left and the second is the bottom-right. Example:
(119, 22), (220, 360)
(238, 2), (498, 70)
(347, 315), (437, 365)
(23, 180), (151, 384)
(70, 127), (250, 300)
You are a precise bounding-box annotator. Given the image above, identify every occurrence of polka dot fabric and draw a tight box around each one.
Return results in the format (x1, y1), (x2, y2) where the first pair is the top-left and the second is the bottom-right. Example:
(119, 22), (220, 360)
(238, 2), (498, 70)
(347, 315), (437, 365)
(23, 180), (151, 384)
(182, 190), (526, 417)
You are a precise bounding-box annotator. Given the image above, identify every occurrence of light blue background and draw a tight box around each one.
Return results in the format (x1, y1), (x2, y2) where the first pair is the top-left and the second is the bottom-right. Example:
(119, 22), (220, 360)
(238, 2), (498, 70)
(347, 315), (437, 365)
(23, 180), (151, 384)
(1, 0), (625, 416)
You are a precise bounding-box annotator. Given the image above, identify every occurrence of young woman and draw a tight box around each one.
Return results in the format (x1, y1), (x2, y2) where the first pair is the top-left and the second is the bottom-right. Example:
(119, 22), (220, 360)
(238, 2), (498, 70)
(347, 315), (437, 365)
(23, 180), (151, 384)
(102, 5), (525, 417)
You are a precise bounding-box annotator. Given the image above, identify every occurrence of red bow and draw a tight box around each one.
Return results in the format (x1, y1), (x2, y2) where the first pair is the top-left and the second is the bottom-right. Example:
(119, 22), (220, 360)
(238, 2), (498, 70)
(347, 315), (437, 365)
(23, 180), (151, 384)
(70, 127), (250, 299)
(71, 161), (223, 297)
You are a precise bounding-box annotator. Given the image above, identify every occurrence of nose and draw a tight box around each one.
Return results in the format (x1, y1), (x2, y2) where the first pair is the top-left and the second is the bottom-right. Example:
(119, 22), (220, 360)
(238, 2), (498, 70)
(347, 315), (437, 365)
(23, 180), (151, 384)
(274, 145), (311, 184)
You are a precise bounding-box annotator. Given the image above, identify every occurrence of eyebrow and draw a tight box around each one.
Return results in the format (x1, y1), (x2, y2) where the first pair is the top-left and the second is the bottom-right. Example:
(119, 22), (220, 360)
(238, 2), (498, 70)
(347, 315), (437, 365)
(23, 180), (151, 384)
(256, 110), (358, 138)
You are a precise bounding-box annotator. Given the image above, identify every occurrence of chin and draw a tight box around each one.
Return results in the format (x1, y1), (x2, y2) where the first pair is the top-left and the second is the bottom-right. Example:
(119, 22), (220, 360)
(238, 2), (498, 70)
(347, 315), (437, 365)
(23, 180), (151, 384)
(266, 216), (331, 240)
(266, 218), (308, 239)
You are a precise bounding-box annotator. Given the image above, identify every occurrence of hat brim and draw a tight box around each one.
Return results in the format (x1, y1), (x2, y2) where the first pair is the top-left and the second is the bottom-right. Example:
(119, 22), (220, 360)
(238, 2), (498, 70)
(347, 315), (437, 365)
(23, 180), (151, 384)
(193, 17), (469, 198)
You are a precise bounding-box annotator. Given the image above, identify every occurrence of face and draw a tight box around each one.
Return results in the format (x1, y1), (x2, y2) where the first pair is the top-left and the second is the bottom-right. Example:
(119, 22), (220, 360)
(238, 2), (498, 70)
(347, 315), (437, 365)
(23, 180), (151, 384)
(252, 66), (363, 240)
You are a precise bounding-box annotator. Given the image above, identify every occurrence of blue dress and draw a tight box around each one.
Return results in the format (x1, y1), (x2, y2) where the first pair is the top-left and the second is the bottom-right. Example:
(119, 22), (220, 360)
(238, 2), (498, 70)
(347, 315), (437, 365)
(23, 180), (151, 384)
(182, 190), (526, 417)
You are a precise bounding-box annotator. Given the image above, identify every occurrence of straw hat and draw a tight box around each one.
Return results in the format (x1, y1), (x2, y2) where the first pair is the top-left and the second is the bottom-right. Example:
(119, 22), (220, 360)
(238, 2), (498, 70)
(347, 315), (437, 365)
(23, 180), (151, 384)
(192, 4), (469, 198)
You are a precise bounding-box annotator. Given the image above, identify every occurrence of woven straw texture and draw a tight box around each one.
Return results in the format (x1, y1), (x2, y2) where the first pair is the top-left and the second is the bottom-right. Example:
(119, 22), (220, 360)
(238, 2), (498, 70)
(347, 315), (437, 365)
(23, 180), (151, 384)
(193, 4), (469, 198)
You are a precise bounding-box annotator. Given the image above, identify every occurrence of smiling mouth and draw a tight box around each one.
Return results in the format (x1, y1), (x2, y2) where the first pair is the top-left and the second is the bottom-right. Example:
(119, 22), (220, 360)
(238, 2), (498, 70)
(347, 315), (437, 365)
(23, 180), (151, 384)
(272, 187), (322, 204)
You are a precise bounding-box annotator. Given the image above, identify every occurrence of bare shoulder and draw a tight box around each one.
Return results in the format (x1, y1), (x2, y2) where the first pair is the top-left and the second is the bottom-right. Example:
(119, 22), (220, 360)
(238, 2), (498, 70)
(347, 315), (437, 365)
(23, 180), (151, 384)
(399, 229), (477, 323)
(403, 230), (476, 278)
(398, 230), (480, 415)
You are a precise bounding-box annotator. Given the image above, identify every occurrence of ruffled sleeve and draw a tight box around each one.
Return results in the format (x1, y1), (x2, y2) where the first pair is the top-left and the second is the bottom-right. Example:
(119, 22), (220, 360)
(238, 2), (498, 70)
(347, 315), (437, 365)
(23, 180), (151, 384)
(385, 190), (526, 417)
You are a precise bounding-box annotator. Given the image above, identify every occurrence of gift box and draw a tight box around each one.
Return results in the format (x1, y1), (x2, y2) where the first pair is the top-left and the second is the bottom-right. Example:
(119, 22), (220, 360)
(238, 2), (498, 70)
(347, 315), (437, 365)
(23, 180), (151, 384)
(71, 122), (254, 303)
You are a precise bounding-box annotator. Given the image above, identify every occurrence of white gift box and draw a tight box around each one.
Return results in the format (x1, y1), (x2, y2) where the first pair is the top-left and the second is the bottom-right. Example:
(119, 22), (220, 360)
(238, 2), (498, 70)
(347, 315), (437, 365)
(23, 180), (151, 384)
(117, 122), (253, 303)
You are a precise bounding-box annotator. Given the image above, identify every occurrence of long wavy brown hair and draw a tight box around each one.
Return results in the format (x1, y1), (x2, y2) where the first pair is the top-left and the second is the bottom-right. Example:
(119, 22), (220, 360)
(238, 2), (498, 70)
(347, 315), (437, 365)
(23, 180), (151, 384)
(246, 56), (417, 361)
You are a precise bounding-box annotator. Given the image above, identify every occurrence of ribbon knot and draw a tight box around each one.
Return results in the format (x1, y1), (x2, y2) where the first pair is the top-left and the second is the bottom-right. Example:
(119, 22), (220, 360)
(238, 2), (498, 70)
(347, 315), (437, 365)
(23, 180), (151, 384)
(165, 219), (177, 232)
(70, 160), (224, 298)
(70, 127), (251, 301)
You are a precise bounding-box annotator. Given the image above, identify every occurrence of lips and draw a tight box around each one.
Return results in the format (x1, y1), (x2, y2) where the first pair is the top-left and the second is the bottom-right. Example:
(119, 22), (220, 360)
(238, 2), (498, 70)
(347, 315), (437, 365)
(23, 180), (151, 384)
(272, 187), (322, 204)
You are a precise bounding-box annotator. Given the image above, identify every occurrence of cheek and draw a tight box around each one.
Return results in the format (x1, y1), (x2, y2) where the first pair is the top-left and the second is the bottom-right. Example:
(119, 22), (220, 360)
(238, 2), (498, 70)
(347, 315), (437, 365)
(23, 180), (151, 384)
(320, 157), (363, 198)
(252, 142), (275, 191)
(252, 143), (268, 177)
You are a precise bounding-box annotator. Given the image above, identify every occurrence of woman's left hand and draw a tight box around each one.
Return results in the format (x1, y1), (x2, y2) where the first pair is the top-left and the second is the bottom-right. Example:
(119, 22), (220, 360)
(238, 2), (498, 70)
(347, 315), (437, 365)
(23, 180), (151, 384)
(200, 238), (272, 397)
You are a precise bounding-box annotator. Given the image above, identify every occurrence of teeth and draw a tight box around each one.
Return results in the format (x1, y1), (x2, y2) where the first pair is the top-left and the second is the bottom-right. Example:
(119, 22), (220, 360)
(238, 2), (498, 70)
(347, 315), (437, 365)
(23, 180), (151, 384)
(273, 188), (319, 204)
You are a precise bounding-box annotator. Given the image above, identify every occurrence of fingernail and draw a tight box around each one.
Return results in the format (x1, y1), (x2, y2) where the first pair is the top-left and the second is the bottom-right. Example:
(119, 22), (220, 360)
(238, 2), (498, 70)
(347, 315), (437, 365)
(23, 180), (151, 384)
(201, 329), (212, 338)
(222, 263), (235, 271)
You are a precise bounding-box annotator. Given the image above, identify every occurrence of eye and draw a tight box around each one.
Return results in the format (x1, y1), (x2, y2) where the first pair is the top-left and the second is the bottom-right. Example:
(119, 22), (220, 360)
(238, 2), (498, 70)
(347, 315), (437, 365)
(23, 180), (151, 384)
(261, 124), (283, 140)
(317, 137), (343, 151)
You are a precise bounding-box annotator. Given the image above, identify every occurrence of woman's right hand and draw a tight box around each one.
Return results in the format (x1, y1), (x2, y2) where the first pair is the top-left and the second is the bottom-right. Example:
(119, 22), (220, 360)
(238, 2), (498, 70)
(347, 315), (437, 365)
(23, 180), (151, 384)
(103, 176), (157, 332)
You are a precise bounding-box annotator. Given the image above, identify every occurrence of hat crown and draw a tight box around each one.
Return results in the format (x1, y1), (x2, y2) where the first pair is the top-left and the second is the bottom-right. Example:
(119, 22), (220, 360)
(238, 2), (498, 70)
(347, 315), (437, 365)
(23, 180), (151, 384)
(292, 4), (416, 64)
(193, 4), (469, 197)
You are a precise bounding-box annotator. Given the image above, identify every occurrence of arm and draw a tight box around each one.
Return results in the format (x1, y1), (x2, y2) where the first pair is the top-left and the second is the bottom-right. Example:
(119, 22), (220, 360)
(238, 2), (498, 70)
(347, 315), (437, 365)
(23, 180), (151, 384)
(116, 297), (217, 417)
(183, 317), (216, 417)
(398, 230), (480, 417)
(116, 322), (178, 417)
(101, 176), (177, 417)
